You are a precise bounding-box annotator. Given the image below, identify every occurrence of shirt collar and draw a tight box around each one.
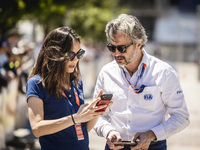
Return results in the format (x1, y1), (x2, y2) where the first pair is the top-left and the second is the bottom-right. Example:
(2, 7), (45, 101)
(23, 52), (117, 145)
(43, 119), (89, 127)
(138, 49), (149, 69)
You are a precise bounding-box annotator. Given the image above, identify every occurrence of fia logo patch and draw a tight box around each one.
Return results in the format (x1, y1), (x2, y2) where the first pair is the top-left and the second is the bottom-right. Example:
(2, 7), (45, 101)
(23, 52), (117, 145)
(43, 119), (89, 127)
(177, 90), (182, 94)
(144, 94), (153, 100)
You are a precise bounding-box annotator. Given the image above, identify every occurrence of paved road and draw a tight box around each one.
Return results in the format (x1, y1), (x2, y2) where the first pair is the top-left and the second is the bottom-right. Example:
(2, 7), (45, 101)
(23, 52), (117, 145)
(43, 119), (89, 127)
(88, 62), (200, 150)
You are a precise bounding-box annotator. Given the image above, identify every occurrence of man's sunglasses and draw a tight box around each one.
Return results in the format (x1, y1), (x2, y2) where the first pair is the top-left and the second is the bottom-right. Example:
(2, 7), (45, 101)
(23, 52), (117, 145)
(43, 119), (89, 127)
(107, 42), (133, 53)
(68, 49), (85, 61)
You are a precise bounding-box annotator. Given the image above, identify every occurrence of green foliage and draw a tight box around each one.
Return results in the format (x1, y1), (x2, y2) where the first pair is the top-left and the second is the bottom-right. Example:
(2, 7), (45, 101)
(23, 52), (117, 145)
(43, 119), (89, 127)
(0, 0), (128, 42)
(70, 8), (111, 42)
(0, 0), (21, 34)
(69, 2), (128, 42)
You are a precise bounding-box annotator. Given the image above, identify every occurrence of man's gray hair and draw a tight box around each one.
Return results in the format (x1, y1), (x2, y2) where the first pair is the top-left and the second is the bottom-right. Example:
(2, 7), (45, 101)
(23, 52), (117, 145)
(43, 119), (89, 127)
(105, 14), (148, 48)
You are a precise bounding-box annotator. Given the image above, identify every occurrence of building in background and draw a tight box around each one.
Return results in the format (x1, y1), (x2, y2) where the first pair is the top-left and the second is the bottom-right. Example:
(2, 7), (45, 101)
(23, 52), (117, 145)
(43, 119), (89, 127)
(119, 0), (200, 62)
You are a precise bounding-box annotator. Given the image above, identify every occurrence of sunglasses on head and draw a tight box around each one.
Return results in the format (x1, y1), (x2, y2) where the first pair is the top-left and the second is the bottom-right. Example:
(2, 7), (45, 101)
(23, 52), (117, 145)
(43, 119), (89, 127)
(68, 49), (85, 61)
(107, 42), (133, 53)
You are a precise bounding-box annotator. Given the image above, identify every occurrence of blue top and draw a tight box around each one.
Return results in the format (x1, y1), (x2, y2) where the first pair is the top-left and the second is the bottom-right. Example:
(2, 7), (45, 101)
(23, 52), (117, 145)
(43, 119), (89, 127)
(26, 75), (89, 150)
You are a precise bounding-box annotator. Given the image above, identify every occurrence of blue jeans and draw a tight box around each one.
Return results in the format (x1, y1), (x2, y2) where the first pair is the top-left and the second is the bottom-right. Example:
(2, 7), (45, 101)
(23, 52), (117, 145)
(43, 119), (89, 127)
(105, 140), (167, 150)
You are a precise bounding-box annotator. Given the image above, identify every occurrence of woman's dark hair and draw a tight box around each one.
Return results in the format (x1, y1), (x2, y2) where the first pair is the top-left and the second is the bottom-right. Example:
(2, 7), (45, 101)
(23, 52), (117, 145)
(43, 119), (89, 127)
(28, 26), (81, 98)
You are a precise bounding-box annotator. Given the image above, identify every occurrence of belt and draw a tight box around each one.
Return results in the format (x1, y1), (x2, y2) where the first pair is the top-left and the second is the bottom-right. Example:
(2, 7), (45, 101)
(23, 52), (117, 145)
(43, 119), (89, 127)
(150, 141), (158, 145)
(150, 140), (165, 145)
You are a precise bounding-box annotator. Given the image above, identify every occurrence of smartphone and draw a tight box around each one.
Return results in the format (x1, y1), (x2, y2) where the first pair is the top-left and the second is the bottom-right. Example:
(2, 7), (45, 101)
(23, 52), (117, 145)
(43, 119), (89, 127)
(95, 94), (113, 112)
(113, 141), (137, 146)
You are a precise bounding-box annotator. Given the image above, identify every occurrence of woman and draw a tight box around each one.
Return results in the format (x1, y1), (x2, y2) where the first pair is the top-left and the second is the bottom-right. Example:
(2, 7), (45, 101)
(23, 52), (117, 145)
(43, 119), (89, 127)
(26, 26), (109, 150)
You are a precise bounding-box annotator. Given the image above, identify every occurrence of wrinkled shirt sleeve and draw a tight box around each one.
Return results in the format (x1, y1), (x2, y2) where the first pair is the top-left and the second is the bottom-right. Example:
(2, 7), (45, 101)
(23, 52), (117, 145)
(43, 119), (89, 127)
(93, 71), (116, 138)
(151, 67), (190, 140)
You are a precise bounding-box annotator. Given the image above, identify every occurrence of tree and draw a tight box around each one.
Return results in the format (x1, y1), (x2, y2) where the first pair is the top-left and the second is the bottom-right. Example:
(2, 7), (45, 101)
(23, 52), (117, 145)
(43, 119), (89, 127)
(0, 0), (128, 42)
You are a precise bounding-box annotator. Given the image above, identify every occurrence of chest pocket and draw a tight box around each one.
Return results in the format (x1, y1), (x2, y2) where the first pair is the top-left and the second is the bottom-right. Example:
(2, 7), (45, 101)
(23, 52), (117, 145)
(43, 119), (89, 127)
(138, 86), (163, 110)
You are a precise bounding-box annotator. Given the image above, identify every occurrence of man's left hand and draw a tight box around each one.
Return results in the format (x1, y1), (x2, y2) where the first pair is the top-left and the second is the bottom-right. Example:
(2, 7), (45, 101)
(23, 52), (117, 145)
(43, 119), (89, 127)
(130, 130), (156, 150)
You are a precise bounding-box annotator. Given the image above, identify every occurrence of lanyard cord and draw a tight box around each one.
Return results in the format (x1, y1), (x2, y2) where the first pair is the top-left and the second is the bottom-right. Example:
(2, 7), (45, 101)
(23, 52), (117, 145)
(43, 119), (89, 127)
(123, 63), (146, 94)
(59, 87), (80, 113)
(60, 87), (80, 106)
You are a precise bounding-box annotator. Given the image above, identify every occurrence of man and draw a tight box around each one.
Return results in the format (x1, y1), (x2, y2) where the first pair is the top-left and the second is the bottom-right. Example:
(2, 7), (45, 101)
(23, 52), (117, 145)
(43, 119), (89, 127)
(93, 14), (189, 150)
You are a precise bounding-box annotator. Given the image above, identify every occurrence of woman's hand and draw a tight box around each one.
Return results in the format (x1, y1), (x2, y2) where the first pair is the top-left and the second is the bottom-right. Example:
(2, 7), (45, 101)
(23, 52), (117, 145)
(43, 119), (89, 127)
(73, 90), (108, 124)
(105, 97), (113, 110)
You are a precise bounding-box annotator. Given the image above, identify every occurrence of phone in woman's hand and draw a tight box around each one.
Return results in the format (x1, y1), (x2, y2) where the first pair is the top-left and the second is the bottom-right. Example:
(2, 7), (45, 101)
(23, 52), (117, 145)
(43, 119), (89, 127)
(95, 94), (113, 112)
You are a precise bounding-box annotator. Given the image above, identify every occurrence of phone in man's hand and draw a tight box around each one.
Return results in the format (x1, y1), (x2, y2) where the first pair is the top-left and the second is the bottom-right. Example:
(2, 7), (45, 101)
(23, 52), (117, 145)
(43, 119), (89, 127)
(113, 141), (138, 146)
(95, 94), (113, 112)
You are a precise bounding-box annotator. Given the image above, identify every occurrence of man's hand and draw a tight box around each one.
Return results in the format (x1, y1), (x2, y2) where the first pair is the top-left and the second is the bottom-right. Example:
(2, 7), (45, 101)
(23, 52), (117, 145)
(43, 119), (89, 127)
(131, 130), (156, 150)
(106, 130), (124, 150)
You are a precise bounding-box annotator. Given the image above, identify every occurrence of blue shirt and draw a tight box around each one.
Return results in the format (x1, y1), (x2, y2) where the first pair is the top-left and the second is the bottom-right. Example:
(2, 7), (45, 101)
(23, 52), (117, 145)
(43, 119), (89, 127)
(26, 75), (89, 150)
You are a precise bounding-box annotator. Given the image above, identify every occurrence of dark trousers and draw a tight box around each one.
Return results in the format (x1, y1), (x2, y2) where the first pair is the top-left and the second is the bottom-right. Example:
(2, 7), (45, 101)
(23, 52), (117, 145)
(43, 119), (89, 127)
(105, 140), (167, 150)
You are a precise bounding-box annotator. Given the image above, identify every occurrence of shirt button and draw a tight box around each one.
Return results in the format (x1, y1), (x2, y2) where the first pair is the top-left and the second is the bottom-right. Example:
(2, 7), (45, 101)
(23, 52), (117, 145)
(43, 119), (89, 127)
(128, 120), (131, 123)
(69, 95), (71, 97)
(128, 106), (131, 109)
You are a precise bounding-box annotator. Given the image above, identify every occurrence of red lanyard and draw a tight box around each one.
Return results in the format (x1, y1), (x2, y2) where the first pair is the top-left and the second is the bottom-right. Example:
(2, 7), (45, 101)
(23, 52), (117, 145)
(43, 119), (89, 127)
(123, 63), (146, 93)
(59, 87), (80, 106)
(60, 88), (84, 140)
